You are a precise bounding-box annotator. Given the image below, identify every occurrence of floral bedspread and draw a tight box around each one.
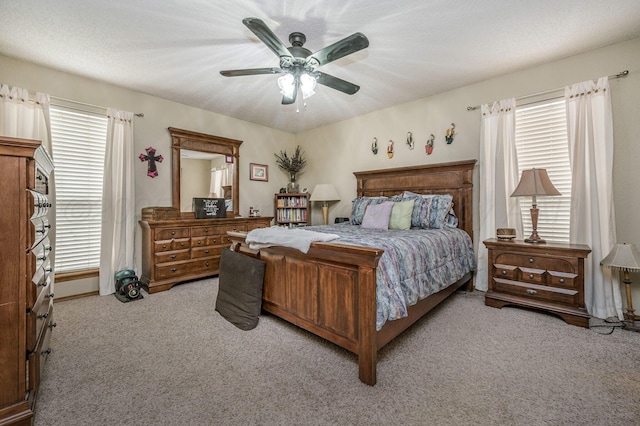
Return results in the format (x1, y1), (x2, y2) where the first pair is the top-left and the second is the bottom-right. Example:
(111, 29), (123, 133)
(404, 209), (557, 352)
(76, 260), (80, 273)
(308, 224), (477, 330)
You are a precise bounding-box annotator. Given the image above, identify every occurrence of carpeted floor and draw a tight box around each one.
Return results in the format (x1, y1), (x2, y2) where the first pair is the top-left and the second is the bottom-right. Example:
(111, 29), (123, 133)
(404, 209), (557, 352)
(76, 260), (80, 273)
(35, 278), (640, 426)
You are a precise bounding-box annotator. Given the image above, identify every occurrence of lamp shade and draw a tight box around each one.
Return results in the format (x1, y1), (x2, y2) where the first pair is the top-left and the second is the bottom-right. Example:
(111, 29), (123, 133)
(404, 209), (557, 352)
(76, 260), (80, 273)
(310, 184), (340, 202)
(601, 243), (640, 272)
(511, 168), (561, 197)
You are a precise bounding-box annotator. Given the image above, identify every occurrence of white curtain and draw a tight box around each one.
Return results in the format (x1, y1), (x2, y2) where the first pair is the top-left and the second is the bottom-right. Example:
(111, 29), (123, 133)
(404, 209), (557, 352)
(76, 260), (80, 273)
(565, 77), (622, 319)
(99, 109), (136, 295)
(0, 84), (56, 292)
(209, 168), (227, 198)
(477, 98), (522, 291)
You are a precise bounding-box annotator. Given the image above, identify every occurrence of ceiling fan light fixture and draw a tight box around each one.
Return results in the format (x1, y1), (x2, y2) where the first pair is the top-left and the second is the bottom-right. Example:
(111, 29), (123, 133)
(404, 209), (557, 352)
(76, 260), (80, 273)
(278, 73), (295, 99)
(300, 73), (317, 100)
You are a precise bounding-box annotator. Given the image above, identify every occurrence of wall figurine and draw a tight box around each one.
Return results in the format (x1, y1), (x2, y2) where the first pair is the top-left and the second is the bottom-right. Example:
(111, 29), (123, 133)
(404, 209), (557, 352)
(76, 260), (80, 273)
(387, 139), (394, 158)
(445, 123), (456, 144)
(371, 137), (378, 154)
(406, 131), (414, 150)
(425, 134), (435, 155)
(139, 146), (163, 178)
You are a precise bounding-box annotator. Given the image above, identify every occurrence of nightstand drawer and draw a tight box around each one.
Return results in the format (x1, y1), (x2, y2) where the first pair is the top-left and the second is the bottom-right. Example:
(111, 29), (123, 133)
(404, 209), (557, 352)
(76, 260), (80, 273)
(518, 267), (545, 284)
(493, 277), (579, 306)
(493, 263), (518, 280)
(548, 271), (577, 288)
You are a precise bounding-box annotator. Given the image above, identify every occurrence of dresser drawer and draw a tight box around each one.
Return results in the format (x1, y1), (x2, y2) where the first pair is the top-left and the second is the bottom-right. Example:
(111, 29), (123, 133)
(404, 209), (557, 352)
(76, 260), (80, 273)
(155, 258), (219, 280)
(28, 297), (53, 352)
(155, 249), (191, 264)
(155, 228), (189, 240)
(493, 277), (579, 306)
(28, 311), (54, 393)
(192, 224), (247, 237)
(154, 238), (190, 252)
(192, 235), (222, 247)
(192, 246), (222, 258)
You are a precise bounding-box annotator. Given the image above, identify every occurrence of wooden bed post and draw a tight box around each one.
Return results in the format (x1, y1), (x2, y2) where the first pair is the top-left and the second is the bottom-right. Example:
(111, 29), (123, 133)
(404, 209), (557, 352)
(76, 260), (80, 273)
(358, 265), (378, 386)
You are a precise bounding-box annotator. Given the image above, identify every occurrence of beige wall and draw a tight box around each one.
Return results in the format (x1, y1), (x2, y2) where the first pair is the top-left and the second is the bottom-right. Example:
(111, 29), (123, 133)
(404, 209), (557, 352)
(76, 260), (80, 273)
(296, 37), (640, 308)
(2, 36), (639, 306)
(0, 54), (296, 298)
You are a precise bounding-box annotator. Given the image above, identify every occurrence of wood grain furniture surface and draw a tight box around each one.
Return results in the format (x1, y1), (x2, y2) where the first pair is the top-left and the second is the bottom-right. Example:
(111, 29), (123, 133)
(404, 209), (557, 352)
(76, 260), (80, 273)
(484, 238), (591, 327)
(139, 208), (271, 293)
(228, 160), (477, 385)
(274, 192), (310, 227)
(0, 136), (55, 426)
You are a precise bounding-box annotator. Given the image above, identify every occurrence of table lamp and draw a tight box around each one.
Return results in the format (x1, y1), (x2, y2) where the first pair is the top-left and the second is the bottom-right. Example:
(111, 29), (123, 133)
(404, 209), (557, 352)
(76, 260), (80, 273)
(310, 184), (340, 225)
(601, 242), (640, 332)
(510, 168), (561, 243)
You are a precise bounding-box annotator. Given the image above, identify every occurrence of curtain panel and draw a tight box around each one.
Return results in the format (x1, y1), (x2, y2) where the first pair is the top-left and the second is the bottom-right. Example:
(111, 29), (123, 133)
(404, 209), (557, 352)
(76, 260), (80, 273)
(477, 98), (522, 291)
(565, 77), (622, 320)
(99, 109), (136, 295)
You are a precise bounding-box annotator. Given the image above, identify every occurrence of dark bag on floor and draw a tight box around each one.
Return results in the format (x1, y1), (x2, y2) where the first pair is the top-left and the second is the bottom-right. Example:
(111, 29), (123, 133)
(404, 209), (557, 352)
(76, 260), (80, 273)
(114, 269), (143, 303)
(215, 248), (265, 330)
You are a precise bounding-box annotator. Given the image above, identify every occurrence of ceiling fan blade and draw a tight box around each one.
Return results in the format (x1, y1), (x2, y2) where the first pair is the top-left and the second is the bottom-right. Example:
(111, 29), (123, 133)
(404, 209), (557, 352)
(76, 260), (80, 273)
(281, 78), (299, 105)
(220, 67), (282, 77)
(242, 18), (292, 59)
(307, 32), (369, 67)
(314, 72), (360, 95)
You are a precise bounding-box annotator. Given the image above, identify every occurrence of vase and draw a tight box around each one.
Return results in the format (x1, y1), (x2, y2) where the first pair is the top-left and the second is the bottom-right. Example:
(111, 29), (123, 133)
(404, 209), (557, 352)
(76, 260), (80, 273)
(287, 173), (299, 193)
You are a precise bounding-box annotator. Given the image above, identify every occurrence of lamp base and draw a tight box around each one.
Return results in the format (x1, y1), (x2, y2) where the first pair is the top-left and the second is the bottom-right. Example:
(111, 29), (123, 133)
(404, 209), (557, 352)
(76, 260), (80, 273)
(524, 231), (546, 244)
(622, 320), (640, 333)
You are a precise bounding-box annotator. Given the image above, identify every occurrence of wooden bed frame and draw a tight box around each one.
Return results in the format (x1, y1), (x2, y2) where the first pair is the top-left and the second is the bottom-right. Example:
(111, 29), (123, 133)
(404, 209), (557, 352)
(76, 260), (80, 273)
(228, 160), (476, 385)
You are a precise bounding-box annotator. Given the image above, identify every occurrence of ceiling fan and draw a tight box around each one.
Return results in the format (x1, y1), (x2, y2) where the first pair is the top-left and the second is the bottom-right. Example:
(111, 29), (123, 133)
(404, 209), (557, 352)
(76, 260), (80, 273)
(220, 18), (369, 105)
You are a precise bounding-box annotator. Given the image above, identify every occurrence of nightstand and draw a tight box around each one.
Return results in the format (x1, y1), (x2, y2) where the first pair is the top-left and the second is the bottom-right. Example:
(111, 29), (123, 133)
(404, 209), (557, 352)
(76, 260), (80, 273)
(483, 238), (591, 327)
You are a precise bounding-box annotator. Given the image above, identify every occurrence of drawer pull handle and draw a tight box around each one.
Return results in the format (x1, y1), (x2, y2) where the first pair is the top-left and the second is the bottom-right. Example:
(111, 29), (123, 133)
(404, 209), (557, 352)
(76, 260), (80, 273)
(37, 281), (47, 287)
(170, 255), (176, 259)
(205, 261), (209, 267)
(162, 245), (167, 249)
(41, 348), (52, 356)
(171, 231), (175, 235)
(526, 289), (537, 295)
(46, 293), (54, 299)
(559, 278), (565, 284)
(198, 241), (202, 245)
(529, 274), (534, 279)
(49, 322), (57, 330)
(38, 313), (49, 320)
(38, 256), (47, 261)
(501, 270), (507, 275)
(204, 250), (209, 254)
(171, 268), (177, 272)
(528, 258), (534, 263)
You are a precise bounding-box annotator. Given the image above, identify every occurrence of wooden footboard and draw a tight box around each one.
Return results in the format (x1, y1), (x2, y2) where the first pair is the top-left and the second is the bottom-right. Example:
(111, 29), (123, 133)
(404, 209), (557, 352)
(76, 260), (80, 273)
(228, 236), (383, 384)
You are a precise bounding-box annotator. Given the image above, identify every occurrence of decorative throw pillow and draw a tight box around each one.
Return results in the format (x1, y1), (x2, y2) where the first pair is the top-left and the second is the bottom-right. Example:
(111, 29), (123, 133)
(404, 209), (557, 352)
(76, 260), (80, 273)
(361, 201), (394, 229)
(351, 196), (387, 225)
(215, 248), (265, 330)
(389, 199), (415, 230)
(402, 191), (453, 229)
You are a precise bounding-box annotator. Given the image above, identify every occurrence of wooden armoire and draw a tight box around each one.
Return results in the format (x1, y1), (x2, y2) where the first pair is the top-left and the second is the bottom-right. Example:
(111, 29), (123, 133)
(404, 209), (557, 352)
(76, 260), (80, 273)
(0, 136), (55, 425)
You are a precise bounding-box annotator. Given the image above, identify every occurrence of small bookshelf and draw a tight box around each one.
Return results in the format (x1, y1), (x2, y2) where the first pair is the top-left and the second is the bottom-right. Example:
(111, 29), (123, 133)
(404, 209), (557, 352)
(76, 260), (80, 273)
(274, 193), (310, 227)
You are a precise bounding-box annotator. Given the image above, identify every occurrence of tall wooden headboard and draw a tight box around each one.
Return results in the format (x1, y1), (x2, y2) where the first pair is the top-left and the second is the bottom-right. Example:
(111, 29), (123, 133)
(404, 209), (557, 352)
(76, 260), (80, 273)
(353, 160), (476, 240)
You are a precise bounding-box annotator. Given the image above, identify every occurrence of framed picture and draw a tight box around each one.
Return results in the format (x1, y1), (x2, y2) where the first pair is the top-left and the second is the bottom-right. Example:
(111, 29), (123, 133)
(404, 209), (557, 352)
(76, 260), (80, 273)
(225, 155), (234, 163)
(249, 163), (268, 181)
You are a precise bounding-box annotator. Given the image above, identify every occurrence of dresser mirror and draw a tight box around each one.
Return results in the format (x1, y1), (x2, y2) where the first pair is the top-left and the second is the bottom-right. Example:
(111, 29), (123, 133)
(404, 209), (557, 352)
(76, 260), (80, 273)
(169, 127), (242, 217)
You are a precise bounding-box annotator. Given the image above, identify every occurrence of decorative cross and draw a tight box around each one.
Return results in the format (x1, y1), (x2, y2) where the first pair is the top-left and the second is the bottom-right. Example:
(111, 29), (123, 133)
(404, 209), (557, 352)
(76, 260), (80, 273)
(139, 147), (163, 178)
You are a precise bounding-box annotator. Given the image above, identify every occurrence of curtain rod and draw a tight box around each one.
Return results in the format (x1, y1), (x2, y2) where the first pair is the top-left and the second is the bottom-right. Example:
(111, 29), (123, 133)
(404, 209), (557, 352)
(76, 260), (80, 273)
(466, 69), (629, 111)
(51, 95), (144, 117)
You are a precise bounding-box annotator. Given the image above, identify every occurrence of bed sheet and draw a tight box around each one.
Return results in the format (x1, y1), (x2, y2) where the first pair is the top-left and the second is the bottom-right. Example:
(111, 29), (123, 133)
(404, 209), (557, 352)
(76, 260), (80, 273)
(309, 224), (476, 330)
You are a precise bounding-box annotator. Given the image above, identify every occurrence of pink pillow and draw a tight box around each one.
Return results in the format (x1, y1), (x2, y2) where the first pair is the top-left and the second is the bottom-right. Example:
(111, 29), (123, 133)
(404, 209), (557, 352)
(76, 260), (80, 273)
(361, 201), (394, 229)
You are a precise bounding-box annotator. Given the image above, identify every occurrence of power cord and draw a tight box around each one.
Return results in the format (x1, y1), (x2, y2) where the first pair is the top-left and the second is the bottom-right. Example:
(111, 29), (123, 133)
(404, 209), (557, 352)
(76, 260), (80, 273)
(590, 317), (625, 335)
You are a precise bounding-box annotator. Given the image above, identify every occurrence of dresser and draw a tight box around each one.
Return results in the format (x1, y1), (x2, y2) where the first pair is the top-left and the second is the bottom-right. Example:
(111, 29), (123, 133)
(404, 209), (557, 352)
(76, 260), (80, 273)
(139, 207), (271, 293)
(484, 238), (591, 327)
(0, 136), (55, 425)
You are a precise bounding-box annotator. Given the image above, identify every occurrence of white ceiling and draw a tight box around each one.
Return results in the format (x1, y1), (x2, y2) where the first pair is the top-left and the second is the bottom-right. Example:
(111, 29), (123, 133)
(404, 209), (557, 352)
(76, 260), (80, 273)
(2, 1), (640, 134)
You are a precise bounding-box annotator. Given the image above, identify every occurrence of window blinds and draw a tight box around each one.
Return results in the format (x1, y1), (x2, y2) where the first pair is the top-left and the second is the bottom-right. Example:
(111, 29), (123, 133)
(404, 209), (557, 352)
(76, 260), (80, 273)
(50, 106), (108, 273)
(515, 99), (572, 243)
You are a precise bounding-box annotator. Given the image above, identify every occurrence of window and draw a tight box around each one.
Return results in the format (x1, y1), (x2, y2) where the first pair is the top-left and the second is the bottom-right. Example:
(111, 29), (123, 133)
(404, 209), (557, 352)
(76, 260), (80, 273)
(50, 106), (108, 273)
(514, 98), (572, 243)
